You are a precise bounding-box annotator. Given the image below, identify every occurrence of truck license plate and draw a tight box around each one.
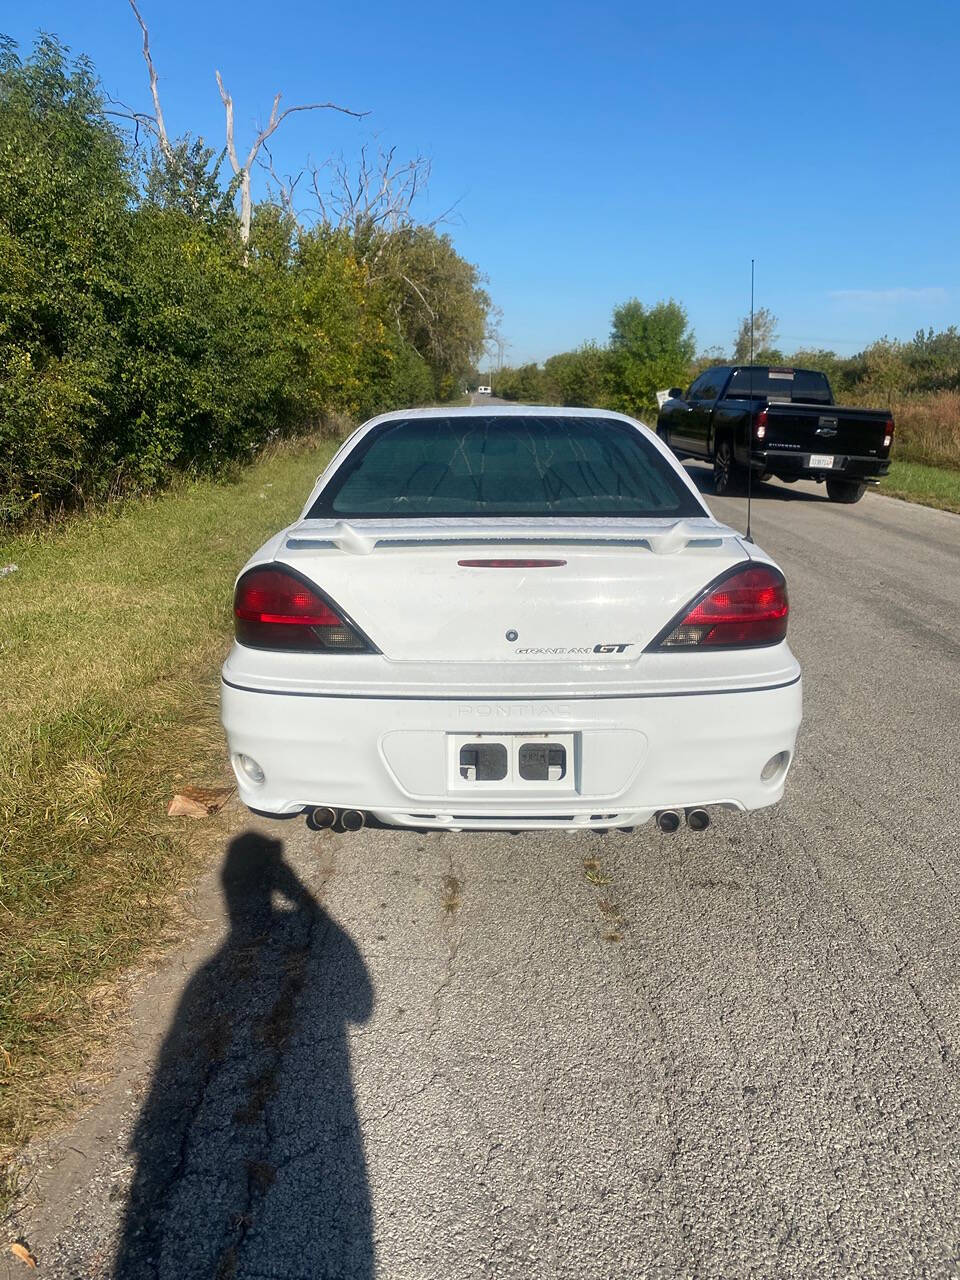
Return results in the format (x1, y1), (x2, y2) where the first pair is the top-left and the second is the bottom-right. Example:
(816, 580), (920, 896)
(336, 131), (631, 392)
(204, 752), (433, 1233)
(809, 453), (836, 468)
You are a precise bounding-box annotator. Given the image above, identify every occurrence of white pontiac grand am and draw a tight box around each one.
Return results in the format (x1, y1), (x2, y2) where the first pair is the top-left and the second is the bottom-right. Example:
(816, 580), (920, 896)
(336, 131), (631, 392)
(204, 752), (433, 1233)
(221, 406), (801, 833)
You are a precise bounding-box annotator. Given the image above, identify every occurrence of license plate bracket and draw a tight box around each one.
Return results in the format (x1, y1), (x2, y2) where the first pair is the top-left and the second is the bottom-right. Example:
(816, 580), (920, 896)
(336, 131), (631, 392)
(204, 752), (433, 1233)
(449, 732), (577, 791)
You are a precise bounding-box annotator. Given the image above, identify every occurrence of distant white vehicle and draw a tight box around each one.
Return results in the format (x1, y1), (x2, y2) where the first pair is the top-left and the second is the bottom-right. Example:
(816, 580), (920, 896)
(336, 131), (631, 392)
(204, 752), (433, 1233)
(221, 406), (802, 833)
(477, 385), (492, 395)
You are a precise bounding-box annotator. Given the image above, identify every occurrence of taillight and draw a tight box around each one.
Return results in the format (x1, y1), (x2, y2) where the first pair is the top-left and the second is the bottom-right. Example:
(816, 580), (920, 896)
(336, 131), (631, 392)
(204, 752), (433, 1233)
(755, 407), (768, 441)
(234, 565), (375, 652)
(457, 559), (567, 568)
(648, 564), (788, 650)
(883, 417), (894, 449)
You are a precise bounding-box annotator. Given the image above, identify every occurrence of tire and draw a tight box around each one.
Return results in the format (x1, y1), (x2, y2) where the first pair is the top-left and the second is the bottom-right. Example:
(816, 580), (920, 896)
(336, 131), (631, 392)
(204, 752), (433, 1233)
(826, 478), (866, 504)
(713, 437), (742, 495)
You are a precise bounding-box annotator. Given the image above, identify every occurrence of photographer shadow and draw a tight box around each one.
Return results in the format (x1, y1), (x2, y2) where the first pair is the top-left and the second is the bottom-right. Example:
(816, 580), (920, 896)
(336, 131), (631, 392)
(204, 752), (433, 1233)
(115, 831), (374, 1280)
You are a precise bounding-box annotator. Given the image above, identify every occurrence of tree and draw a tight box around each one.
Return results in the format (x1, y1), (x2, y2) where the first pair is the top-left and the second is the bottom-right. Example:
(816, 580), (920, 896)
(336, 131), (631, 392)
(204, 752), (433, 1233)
(732, 307), (780, 363)
(543, 344), (613, 408)
(124, 0), (366, 249)
(0, 30), (491, 524)
(608, 299), (695, 418)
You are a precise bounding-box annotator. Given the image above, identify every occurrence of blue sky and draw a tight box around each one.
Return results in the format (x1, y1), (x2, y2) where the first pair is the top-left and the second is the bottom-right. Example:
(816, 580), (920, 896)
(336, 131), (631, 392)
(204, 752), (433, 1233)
(6, 0), (959, 365)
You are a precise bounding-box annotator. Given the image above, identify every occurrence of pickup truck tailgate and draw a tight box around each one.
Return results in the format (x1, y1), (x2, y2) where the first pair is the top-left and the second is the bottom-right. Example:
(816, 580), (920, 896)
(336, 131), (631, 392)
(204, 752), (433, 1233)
(764, 404), (890, 458)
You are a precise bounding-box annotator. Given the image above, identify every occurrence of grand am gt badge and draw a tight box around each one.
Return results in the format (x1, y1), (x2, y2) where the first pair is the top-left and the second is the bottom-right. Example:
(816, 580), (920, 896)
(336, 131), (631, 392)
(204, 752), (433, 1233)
(513, 643), (634, 656)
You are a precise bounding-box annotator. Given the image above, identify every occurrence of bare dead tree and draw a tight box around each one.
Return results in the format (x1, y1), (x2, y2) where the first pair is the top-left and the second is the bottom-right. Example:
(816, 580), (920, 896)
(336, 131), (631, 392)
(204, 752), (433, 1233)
(122, 1), (366, 250)
(313, 144), (429, 235)
(259, 142), (304, 222)
(127, 0), (173, 162)
(306, 143), (462, 246)
(215, 70), (367, 248)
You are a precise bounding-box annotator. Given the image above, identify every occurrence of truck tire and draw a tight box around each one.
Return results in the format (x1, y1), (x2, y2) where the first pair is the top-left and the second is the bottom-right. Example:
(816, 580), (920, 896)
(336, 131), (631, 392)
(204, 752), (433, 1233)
(826, 478), (866, 504)
(713, 438), (742, 495)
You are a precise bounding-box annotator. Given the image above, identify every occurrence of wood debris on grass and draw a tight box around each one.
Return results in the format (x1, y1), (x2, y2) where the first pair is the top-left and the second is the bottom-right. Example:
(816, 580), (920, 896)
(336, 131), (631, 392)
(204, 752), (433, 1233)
(166, 785), (235, 819)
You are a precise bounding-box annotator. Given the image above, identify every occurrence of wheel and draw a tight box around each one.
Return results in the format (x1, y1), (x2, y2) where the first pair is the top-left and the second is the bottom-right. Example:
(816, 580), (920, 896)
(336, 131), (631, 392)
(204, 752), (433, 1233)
(713, 437), (742, 495)
(826, 478), (866, 504)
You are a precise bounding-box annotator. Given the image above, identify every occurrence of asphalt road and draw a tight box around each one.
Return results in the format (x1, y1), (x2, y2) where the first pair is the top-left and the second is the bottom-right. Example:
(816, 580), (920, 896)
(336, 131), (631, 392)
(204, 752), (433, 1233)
(6, 470), (960, 1279)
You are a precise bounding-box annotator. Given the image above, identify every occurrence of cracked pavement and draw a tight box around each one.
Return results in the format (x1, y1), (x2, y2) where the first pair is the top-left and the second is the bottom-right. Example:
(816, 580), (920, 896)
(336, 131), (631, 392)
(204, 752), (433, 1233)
(4, 475), (960, 1278)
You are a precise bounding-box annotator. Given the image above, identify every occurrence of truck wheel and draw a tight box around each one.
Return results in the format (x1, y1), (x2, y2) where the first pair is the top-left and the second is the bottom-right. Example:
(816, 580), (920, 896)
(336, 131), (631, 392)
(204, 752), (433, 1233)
(713, 438), (741, 495)
(826, 478), (866, 504)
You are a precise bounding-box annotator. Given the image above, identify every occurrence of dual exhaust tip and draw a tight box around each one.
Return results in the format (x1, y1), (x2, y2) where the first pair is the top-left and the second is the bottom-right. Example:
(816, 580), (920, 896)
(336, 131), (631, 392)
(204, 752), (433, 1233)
(310, 806), (365, 831)
(313, 805), (708, 834)
(656, 807), (710, 833)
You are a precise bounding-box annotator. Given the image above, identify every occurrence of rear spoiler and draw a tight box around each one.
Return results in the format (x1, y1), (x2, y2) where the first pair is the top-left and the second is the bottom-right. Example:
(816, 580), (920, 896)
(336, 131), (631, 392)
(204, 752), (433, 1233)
(284, 519), (732, 557)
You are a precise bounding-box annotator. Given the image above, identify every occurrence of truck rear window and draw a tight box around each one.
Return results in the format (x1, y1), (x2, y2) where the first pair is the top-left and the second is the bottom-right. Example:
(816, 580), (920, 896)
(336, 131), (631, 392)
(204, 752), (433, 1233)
(726, 368), (832, 404)
(309, 416), (705, 519)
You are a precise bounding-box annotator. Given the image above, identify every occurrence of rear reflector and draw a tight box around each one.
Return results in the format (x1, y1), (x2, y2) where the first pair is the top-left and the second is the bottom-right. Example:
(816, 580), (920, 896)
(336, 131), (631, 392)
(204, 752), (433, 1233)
(648, 563), (788, 650)
(457, 559), (567, 568)
(234, 565), (374, 652)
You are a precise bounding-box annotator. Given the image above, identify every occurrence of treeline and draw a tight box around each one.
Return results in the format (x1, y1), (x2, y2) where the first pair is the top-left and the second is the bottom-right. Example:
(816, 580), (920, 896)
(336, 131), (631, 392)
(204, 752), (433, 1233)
(0, 37), (489, 523)
(493, 303), (960, 469)
(493, 299), (694, 422)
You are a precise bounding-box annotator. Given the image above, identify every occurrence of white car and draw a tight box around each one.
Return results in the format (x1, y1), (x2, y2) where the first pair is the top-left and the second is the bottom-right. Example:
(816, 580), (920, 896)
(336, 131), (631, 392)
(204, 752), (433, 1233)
(221, 406), (801, 832)
(476, 385), (492, 395)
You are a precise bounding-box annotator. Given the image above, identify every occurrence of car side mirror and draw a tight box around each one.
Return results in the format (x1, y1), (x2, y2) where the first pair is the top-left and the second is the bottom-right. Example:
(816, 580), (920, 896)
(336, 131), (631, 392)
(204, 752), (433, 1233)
(668, 387), (684, 400)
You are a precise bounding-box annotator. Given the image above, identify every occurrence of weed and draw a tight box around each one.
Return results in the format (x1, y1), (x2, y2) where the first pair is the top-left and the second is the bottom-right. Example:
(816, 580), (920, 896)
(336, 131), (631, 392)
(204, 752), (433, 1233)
(0, 435), (339, 1184)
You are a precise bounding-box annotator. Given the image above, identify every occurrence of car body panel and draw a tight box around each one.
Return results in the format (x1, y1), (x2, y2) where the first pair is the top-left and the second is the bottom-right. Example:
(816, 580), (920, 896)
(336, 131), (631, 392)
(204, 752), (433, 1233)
(221, 406), (803, 827)
(222, 676), (802, 828)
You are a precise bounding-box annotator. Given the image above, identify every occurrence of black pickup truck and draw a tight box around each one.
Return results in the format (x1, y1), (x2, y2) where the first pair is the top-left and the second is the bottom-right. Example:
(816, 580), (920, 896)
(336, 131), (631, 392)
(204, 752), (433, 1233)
(656, 365), (894, 503)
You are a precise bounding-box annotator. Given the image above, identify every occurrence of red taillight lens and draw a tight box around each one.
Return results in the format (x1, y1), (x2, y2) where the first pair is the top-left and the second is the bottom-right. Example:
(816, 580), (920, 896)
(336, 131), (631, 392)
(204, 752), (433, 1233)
(234, 566), (374, 652)
(650, 564), (788, 650)
(755, 407), (768, 441)
(883, 417), (894, 449)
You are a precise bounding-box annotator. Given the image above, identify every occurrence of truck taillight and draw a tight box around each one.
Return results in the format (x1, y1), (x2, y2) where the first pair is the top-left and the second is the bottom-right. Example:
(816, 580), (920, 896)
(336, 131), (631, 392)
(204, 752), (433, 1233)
(754, 408), (768, 441)
(647, 564), (788, 650)
(234, 565), (375, 652)
(883, 417), (894, 449)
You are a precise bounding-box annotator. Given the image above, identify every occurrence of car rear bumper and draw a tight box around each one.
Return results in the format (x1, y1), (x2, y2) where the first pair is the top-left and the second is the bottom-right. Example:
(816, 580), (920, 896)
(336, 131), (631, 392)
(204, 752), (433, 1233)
(749, 449), (890, 481)
(220, 674), (803, 830)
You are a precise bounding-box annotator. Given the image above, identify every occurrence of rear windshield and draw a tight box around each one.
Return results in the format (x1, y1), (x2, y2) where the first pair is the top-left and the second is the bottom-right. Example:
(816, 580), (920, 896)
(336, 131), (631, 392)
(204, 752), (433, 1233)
(308, 416), (704, 519)
(726, 368), (832, 404)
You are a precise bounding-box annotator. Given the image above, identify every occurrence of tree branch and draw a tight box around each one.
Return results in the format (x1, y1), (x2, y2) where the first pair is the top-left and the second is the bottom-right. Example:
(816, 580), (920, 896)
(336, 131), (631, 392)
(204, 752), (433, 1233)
(127, 0), (172, 161)
(215, 69), (241, 177)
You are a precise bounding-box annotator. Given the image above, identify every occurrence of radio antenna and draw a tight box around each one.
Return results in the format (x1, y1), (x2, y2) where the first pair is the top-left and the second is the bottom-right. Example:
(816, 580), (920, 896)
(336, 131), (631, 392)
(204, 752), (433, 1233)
(744, 258), (755, 543)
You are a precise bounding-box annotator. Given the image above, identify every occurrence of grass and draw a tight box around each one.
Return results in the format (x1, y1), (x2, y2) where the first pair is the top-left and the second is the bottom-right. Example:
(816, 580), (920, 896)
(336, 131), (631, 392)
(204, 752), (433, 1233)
(888, 391), (960, 470)
(878, 460), (960, 514)
(0, 436), (339, 1180)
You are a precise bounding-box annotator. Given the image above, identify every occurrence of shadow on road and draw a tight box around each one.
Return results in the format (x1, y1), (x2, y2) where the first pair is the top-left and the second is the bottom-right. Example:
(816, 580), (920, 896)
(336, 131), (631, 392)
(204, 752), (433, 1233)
(115, 831), (374, 1280)
(685, 462), (829, 504)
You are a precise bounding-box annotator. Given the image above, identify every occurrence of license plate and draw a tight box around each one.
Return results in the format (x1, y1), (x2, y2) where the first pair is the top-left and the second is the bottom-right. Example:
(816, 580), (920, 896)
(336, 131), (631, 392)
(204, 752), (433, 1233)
(809, 453), (836, 468)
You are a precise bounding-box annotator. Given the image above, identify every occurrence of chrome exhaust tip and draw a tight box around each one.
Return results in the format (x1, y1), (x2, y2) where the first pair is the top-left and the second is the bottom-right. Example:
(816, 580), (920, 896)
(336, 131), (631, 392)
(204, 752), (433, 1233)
(310, 806), (337, 829)
(655, 809), (681, 833)
(341, 809), (365, 831)
(686, 808), (710, 831)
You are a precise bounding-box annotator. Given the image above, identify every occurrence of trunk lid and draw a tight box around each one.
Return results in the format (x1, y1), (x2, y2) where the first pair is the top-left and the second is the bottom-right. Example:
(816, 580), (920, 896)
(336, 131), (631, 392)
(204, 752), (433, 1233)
(763, 402), (890, 458)
(277, 518), (748, 663)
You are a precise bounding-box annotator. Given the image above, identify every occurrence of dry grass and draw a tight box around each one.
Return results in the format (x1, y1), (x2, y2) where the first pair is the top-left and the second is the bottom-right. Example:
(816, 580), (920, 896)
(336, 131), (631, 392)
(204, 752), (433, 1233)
(0, 435), (339, 1182)
(888, 391), (960, 470)
(847, 387), (960, 470)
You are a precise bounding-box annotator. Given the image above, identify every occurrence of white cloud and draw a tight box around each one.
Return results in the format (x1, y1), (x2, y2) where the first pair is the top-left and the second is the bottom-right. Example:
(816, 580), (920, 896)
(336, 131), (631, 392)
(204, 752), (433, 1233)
(829, 286), (948, 308)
